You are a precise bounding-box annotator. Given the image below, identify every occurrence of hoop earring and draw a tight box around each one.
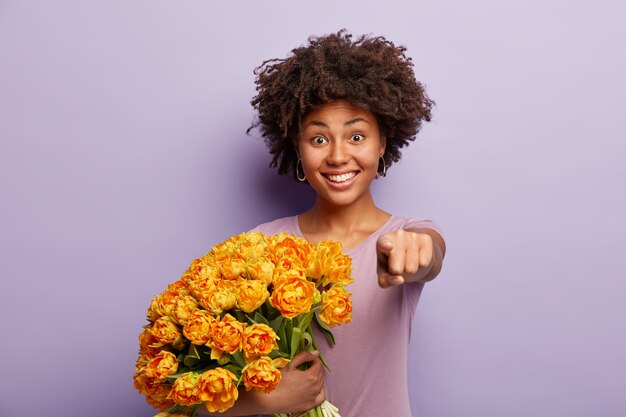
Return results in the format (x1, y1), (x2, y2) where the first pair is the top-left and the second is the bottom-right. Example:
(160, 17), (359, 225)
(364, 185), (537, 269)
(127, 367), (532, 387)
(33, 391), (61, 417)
(377, 156), (387, 178)
(296, 159), (306, 182)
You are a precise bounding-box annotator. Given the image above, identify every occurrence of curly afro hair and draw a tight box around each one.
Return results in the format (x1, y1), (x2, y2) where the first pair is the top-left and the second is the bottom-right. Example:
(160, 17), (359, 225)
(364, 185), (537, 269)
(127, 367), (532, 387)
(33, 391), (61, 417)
(249, 29), (434, 179)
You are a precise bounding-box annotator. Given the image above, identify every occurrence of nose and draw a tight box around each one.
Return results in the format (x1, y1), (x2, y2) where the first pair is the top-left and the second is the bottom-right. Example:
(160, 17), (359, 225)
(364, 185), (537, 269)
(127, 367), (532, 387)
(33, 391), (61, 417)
(327, 141), (349, 165)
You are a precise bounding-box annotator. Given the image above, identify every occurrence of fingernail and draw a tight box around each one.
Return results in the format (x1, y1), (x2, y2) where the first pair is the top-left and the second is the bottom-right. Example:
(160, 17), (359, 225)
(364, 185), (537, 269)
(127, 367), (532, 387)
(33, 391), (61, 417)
(311, 350), (320, 357)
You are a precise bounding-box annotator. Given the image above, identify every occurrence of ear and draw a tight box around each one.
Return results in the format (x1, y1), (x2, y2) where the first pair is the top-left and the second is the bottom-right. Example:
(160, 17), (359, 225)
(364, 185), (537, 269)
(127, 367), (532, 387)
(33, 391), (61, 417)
(379, 135), (387, 156)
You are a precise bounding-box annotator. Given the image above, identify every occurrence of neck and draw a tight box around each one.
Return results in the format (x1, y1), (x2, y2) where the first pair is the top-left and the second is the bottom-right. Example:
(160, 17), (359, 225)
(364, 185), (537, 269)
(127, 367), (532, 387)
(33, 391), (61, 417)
(303, 192), (386, 233)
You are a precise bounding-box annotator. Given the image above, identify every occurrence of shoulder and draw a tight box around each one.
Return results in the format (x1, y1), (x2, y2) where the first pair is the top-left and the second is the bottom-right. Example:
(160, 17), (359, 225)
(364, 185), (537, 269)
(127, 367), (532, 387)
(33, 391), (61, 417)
(249, 215), (298, 235)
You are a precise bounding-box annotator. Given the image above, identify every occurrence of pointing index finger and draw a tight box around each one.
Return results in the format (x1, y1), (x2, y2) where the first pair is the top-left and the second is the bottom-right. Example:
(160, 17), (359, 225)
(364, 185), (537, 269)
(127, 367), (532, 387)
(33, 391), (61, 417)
(376, 236), (393, 257)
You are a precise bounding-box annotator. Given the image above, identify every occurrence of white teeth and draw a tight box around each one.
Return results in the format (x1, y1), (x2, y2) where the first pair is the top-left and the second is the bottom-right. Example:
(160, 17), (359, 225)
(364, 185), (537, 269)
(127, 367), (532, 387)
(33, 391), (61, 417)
(326, 172), (356, 183)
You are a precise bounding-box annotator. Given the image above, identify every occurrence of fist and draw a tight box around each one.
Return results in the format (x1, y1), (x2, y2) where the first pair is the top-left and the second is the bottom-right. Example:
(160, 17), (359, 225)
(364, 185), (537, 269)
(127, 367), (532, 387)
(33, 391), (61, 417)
(376, 229), (434, 288)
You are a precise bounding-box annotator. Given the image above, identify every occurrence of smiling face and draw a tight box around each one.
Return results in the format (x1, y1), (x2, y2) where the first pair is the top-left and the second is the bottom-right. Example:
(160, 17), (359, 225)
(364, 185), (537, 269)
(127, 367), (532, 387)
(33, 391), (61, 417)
(296, 100), (385, 209)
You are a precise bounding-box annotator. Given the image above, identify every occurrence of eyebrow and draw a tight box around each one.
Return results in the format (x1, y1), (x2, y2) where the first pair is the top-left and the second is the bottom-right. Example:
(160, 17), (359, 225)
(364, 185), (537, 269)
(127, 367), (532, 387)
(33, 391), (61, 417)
(305, 117), (370, 129)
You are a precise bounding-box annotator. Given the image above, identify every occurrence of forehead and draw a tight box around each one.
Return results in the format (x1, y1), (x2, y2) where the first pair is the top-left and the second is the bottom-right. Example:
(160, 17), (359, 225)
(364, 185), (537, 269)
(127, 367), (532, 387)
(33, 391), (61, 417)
(301, 100), (377, 126)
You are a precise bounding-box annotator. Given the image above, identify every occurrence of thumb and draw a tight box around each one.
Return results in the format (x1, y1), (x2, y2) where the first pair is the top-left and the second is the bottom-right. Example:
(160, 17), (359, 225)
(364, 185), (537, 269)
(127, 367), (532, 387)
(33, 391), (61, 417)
(290, 350), (320, 369)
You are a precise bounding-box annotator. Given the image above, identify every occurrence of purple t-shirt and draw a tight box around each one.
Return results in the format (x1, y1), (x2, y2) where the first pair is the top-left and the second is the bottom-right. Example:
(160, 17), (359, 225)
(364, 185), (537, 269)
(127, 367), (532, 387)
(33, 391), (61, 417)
(252, 215), (443, 417)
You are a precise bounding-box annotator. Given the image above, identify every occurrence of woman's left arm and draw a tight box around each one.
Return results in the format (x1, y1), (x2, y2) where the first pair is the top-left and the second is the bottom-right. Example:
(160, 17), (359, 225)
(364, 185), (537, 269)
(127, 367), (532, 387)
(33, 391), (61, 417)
(376, 228), (446, 288)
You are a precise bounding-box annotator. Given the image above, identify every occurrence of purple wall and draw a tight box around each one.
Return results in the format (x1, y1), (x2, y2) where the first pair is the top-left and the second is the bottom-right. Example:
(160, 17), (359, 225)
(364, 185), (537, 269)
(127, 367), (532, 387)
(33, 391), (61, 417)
(1, 1), (625, 416)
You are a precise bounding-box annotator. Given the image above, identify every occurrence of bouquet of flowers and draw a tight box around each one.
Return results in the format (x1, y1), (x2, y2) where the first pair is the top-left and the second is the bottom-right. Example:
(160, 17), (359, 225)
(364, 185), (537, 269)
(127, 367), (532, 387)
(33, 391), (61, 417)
(133, 232), (353, 417)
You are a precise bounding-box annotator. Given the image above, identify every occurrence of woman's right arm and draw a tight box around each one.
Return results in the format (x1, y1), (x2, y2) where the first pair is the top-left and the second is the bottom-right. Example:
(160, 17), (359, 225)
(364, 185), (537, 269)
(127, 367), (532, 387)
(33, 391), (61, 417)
(199, 350), (326, 416)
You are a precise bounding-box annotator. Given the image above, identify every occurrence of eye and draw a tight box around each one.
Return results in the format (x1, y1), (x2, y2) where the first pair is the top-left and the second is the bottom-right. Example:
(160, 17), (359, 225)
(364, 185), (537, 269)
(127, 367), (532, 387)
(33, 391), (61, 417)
(311, 135), (327, 145)
(351, 133), (364, 142)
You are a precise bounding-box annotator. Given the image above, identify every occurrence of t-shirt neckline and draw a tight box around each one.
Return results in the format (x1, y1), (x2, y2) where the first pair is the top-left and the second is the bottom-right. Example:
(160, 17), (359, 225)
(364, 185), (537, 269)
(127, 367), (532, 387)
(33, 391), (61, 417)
(292, 214), (396, 255)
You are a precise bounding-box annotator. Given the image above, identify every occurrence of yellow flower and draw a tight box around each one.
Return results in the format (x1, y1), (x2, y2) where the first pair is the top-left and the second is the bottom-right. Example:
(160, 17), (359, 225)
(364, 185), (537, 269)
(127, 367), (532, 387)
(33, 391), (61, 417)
(151, 316), (183, 347)
(198, 279), (237, 314)
(238, 232), (269, 260)
(307, 240), (353, 286)
(197, 368), (239, 412)
(154, 413), (188, 417)
(242, 356), (290, 393)
(171, 295), (199, 326)
(208, 313), (245, 360)
(236, 279), (270, 313)
(319, 286), (352, 327)
(169, 372), (201, 406)
(246, 258), (275, 284)
(144, 351), (179, 382)
(270, 271), (317, 319)
(183, 309), (218, 345)
(242, 323), (279, 359)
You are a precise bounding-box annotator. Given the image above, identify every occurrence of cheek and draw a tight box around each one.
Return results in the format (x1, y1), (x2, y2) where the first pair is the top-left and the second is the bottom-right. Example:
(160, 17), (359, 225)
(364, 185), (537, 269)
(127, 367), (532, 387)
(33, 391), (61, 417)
(299, 150), (323, 169)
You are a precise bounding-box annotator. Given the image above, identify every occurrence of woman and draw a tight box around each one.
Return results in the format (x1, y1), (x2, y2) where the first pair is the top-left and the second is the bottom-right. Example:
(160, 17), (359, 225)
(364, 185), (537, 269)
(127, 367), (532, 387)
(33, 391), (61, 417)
(202, 30), (445, 417)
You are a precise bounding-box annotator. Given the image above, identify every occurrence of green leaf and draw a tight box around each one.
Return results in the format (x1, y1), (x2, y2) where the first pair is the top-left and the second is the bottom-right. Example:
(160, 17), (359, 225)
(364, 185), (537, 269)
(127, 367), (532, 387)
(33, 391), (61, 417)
(167, 404), (189, 414)
(183, 355), (200, 368)
(313, 312), (336, 346)
(188, 344), (201, 359)
(269, 350), (289, 359)
(297, 311), (314, 333)
(269, 315), (284, 333)
(310, 335), (331, 371)
(189, 403), (204, 417)
(222, 363), (243, 377)
(230, 351), (246, 367)
(301, 331), (313, 351)
(277, 318), (288, 353)
(254, 312), (270, 326)
(290, 327), (302, 360)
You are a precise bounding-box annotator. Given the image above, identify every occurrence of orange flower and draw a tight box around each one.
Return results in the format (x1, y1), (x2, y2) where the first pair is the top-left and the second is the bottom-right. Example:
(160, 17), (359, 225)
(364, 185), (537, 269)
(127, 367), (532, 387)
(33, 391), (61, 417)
(169, 372), (201, 406)
(220, 257), (247, 280)
(270, 271), (317, 319)
(183, 256), (219, 284)
(144, 351), (179, 382)
(171, 295), (199, 326)
(145, 383), (174, 411)
(186, 274), (218, 302)
(197, 368), (239, 412)
(209, 313), (245, 359)
(242, 356), (290, 393)
(270, 235), (312, 268)
(307, 240), (353, 285)
(138, 328), (162, 359)
(151, 316), (182, 347)
(183, 309), (218, 345)
(151, 283), (189, 319)
(246, 258), (275, 284)
(242, 323), (279, 359)
(236, 279), (269, 313)
(134, 367), (158, 396)
(319, 286), (352, 327)
(147, 297), (161, 322)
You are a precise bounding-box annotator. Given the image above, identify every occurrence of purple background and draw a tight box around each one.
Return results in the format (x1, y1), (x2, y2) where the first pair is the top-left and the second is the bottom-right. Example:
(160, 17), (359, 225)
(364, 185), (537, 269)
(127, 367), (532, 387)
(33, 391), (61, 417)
(1, 1), (625, 416)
